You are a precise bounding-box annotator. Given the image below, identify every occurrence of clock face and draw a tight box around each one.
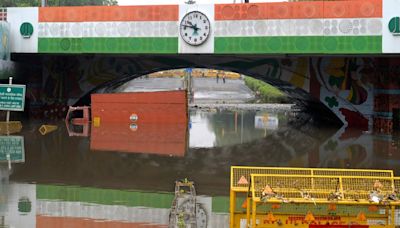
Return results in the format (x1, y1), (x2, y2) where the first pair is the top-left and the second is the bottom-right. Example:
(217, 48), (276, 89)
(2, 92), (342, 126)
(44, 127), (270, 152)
(180, 11), (210, 46)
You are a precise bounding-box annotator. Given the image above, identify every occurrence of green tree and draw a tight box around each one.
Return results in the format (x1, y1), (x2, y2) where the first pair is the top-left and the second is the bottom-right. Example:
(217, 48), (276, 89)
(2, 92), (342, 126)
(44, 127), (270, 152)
(1, 0), (118, 7)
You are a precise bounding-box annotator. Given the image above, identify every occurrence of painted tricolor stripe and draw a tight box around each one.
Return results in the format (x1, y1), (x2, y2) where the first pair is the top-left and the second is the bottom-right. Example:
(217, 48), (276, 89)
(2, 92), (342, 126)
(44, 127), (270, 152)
(214, 18), (382, 37)
(38, 37), (178, 53)
(36, 0), (384, 54)
(214, 0), (382, 20)
(214, 0), (382, 54)
(37, 216), (167, 228)
(36, 200), (229, 228)
(37, 201), (170, 225)
(39, 5), (179, 22)
(38, 22), (178, 38)
(38, 5), (179, 53)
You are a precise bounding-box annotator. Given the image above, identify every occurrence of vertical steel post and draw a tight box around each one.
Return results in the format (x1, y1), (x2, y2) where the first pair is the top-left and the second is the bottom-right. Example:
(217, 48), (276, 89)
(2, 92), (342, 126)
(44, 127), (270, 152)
(5, 77), (12, 123)
(391, 206), (395, 226)
(240, 110), (243, 144)
(246, 197), (251, 227)
(251, 200), (256, 228)
(230, 190), (235, 228)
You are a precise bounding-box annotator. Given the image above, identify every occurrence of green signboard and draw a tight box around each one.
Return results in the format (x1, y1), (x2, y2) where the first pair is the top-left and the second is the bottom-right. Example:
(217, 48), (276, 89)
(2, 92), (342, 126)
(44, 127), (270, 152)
(0, 84), (26, 111)
(0, 136), (25, 163)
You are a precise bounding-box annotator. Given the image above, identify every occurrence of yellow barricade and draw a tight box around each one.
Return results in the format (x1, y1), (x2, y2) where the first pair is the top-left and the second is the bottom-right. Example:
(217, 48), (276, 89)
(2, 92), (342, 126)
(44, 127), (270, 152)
(230, 166), (397, 228)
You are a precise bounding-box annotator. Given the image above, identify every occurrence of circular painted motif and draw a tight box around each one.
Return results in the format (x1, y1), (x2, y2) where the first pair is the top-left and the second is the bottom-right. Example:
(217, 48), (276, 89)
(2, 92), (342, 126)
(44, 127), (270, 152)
(20, 22), (34, 38)
(389, 17), (400, 34)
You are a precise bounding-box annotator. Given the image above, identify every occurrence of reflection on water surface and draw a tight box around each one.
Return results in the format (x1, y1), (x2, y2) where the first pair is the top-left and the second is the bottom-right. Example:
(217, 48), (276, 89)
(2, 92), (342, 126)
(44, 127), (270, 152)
(1, 109), (400, 227)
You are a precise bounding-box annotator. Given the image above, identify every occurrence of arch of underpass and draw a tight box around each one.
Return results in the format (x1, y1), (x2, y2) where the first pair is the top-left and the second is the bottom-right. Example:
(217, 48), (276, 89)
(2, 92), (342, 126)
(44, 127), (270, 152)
(13, 53), (388, 129)
(74, 54), (342, 124)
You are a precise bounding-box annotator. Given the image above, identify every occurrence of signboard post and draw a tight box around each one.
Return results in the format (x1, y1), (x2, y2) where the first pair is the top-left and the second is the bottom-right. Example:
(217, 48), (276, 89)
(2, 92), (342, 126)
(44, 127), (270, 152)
(0, 77), (26, 169)
(6, 77), (12, 123)
(184, 68), (193, 102)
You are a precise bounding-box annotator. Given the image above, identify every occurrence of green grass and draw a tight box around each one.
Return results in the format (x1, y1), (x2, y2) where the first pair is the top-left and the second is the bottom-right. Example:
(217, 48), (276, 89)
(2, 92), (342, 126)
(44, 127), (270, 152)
(244, 76), (289, 103)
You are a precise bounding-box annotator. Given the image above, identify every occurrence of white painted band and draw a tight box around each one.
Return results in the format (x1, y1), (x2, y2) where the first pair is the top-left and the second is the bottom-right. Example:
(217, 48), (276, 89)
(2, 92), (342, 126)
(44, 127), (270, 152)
(38, 21), (179, 38)
(214, 18), (382, 37)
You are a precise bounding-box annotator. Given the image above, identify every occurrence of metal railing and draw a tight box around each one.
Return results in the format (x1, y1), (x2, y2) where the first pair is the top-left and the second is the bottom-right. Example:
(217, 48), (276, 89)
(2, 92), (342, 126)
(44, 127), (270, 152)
(231, 166), (394, 192)
(229, 166), (398, 228)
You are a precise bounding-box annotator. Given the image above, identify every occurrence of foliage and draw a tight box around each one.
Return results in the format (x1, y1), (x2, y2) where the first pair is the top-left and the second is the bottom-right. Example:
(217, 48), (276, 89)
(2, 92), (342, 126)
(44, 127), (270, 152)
(244, 76), (289, 103)
(1, 0), (118, 7)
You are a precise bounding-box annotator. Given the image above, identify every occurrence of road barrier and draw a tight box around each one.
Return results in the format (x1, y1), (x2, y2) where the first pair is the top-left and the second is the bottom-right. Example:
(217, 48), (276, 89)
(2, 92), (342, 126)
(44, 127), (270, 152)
(230, 166), (398, 228)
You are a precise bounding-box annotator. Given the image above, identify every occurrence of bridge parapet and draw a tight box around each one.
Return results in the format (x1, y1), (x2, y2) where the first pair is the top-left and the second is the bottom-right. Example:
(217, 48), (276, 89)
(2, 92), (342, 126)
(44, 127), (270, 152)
(5, 0), (400, 54)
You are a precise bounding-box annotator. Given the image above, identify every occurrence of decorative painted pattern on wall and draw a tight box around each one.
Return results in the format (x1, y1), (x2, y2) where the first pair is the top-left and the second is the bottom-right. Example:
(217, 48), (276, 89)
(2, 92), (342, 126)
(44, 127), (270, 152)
(33, 0), (385, 54)
(0, 21), (14, 79)
(214, 36), (381, 54)
(0, 22), (10, 60)
(214, 0), (383, 54)
(39, 6), (179, 22)
(214, 0), (382, 20)
(38, 37), (178, 53)
(38, 5), (179, 53)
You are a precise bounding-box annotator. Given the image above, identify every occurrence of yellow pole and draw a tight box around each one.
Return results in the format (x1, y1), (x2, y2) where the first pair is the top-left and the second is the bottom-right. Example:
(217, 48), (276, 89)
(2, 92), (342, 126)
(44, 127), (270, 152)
(230, 190), (235, 228)
(391, 206), (395, 226)
(386, 207), (389, 226)
(251, 201), (256, 228)
(246, 197), (251, 227)
(311, 170), (314, 190)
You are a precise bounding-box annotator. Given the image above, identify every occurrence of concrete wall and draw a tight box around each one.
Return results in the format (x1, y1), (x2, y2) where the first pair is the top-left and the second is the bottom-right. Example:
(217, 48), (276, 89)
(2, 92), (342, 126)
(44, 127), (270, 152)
(179, 4), (215, 53)
(5, 0), (387, 54)
(7, 7), (38, 53)
(382, 0), (400, 53)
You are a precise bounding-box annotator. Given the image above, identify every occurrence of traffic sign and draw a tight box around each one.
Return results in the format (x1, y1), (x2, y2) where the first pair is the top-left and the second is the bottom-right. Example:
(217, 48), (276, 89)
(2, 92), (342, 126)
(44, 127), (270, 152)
(0, 84), (26, 111)
(0, 136), (25, 163)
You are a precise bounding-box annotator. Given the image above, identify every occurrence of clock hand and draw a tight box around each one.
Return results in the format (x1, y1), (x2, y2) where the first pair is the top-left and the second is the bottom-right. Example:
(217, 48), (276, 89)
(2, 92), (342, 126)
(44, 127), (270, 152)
(181, 24), (196, 30)
(192, 25), (201, 35)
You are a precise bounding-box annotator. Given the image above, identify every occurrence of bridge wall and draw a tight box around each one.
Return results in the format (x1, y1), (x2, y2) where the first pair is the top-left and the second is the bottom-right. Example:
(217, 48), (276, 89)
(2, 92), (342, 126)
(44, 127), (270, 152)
(7, 8), (38, 53)
(6, 0), (400, 132)
(7, 0), (400, 54)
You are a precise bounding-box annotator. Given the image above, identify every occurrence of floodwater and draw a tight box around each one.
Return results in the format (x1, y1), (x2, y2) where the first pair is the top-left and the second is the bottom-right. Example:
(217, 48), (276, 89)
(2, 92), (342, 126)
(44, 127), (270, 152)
(1, 108), (400, 227)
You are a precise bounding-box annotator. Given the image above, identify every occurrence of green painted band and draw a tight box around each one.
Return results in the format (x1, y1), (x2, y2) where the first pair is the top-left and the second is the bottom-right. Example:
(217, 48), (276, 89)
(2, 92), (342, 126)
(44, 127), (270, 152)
(38, 37), (178, 53)
(214, 36), (382, 54)
(37, 184), (175, 209)
(36, 184), (231, 212)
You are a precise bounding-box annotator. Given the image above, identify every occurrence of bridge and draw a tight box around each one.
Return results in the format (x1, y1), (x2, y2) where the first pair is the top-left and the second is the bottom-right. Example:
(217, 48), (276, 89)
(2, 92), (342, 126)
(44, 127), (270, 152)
(1, 0), (400, 132)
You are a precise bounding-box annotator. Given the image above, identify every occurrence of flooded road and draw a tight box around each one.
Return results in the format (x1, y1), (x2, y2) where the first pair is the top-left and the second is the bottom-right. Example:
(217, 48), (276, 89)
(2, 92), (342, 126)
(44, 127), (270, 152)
(1, 75), (400, 227)
(1, 108), (400, 227)
(192, 78), (254, 104)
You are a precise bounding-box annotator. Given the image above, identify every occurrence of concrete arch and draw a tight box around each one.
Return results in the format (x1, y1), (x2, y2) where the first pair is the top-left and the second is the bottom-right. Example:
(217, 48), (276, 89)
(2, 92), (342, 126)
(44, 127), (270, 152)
(70, 54), (365, 127)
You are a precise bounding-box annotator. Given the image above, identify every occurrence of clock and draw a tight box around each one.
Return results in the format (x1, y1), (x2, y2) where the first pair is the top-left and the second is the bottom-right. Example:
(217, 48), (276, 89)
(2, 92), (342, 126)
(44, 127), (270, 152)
(180, 11), (211, 46)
